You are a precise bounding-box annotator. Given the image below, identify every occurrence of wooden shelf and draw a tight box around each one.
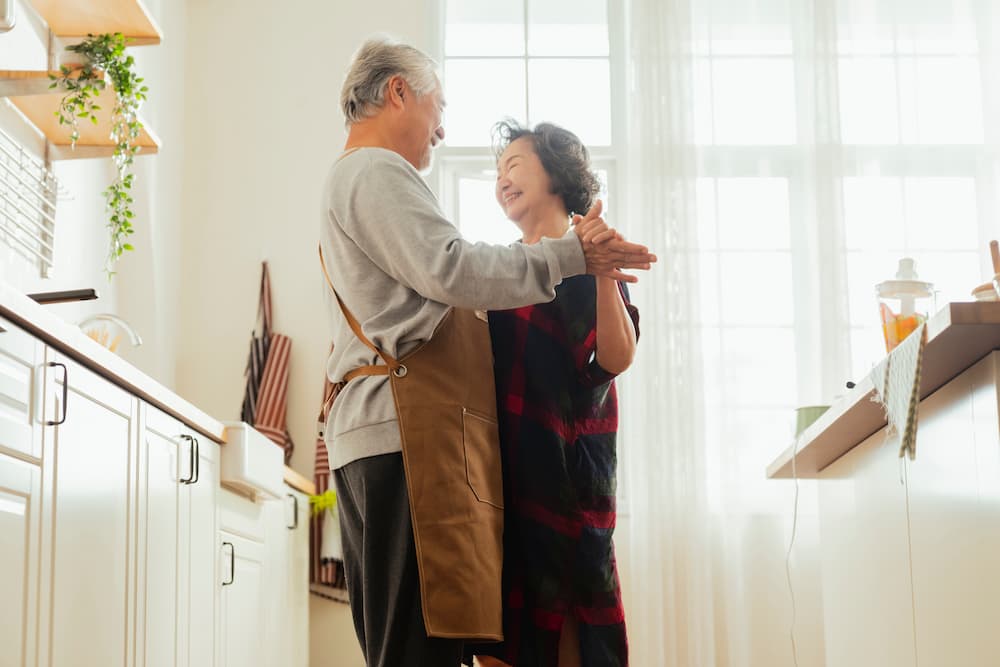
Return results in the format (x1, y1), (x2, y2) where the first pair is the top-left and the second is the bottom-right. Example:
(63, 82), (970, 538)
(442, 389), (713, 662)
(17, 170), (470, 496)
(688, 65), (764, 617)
(767, 301), (1000, 479)
(0, 69), (159, 160)
(29, 0), (162, 45)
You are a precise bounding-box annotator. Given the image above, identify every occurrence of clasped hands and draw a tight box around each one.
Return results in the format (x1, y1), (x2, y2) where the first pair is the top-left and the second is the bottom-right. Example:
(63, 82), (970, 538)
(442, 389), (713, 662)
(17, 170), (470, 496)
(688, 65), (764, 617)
(573, 200), (657, 283)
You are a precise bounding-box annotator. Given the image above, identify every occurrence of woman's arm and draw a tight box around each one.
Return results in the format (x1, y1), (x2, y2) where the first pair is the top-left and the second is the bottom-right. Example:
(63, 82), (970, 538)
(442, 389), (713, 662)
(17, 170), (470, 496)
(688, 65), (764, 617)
(594, 277), (637, 374)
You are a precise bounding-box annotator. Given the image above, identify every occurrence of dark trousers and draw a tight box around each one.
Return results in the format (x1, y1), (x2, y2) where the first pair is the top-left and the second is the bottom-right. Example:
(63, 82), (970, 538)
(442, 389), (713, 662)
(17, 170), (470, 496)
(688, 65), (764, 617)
(334, 452), (465, 667)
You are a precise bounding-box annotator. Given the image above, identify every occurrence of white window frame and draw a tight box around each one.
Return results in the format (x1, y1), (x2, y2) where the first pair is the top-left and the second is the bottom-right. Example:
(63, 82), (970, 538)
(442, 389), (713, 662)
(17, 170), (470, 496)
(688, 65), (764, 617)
(429, 0), (627, 238)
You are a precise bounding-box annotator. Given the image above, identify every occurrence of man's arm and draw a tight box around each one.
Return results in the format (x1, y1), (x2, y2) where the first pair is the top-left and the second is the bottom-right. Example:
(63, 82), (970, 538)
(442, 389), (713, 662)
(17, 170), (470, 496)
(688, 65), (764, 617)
(336, 154), (581, 310)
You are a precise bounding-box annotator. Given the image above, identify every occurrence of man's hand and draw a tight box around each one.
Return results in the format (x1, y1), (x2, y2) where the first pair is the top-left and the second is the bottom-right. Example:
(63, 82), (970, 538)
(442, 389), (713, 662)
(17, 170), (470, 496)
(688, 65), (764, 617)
(573, 200), (657, 283)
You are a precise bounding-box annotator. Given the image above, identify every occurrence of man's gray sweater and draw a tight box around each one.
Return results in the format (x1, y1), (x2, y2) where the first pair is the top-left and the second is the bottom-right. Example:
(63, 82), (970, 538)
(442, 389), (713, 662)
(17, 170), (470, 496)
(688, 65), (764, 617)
(319, 147), (586, 469)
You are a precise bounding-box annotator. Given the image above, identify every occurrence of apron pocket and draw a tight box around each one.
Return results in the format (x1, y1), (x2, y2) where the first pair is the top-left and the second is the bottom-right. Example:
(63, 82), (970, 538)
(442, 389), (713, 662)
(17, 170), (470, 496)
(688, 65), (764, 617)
(462, 407), (504, 509)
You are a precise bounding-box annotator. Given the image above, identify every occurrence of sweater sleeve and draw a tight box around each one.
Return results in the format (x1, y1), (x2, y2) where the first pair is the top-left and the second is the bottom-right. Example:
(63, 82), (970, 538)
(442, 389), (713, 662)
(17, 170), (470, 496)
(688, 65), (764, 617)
(332, 152), (587, 310)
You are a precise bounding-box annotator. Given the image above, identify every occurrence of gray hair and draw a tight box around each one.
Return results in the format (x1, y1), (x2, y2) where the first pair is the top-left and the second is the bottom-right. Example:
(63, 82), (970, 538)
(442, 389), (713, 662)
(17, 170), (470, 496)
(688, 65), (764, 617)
(340, 37), (440, 125)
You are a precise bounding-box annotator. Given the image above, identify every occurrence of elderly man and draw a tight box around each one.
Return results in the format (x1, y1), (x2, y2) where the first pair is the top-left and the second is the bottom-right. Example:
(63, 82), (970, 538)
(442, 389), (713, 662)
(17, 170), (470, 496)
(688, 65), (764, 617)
(318, 37), (655, 667)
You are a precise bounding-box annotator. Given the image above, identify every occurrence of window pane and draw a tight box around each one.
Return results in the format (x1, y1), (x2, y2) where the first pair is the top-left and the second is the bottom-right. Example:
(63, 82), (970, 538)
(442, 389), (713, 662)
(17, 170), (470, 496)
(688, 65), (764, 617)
(443, 59), (526, 146)
(715, 178), (790, 250)
(910, 251), (979, 308)
(457, 175), (521, 245)
(850, 326), (886, 377)
(702, 326), (723, 404)
(720, 328), (798, 406)
(843, 177), (905, 251)
(719, 251), (794, 325)
(846, 250), (897, 327)
(696, 179), (719, 249)
(527, 59), (611, 145)
(839, 58), (899, 144)
(693, 0), (794, 55)
(693, 59), (715, 144)
(699, 253), (721, 325)
(527, 0), (608, 56)
(445, 0), (524, 56)
(837, 0), (978, 56)
(903, 177), (977, 250)
(900, 57), (983, 144)
(709, 59), (796, 145)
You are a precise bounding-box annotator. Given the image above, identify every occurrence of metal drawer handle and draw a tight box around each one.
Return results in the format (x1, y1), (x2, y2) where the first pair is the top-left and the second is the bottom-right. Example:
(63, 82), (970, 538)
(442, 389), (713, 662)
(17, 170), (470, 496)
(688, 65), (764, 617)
(180, 435), (195, 484)
(45, 362), (68, 426)
(222, 542), (235, 586)
(192, 437), (200, 484)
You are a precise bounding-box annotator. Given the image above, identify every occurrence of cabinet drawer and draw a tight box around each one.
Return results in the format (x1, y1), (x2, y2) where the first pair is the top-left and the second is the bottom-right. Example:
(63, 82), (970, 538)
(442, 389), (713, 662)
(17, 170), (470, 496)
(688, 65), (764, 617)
(218, 487), (267, 542)
(0, 316), (42, 459)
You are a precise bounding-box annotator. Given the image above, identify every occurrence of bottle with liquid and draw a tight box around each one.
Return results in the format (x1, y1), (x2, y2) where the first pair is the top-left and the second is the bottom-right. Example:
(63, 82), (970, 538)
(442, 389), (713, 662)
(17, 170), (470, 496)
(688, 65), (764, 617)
(876, 258), (934, 353)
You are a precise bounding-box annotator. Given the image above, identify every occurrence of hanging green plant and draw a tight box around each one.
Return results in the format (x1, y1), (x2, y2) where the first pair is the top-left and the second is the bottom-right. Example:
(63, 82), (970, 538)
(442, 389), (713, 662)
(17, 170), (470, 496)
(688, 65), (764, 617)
(49, 32), (149, 277)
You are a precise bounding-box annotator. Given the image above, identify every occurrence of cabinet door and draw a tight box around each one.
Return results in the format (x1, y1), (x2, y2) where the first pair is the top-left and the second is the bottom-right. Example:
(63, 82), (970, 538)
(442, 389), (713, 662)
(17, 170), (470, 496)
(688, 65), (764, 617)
(187, 434), (218, 667)
(262, 497), (289, 667)
(818, 422), (917, 667)
(139, 405), (186, 667)
(218, 531), (265, 667)
(906, 356), (1000, 666)
(38, 354), (137, 667)
(284, 489), (310, 667)
(0, 316), (43, 460)
(140, 403), (221, 667)
(0, 452), (41, 667)
(262, 491), (311, 667)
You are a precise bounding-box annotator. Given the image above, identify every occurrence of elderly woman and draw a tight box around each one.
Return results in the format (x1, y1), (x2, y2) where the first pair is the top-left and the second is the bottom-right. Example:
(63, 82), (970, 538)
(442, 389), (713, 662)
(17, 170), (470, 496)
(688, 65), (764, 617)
(470, 121), (640, 667)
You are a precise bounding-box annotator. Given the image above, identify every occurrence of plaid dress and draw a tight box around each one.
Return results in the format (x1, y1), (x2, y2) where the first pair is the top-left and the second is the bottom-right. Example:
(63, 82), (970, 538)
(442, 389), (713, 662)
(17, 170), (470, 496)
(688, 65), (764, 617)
(472, 275), (640, 667)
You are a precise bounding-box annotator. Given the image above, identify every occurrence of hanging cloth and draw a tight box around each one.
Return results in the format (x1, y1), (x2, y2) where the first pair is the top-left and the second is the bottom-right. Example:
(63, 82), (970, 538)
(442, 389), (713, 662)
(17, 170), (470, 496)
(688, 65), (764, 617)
(239, 262), (272, 423)
(240, 262), (295, 463)
(310, 353), (347, 590)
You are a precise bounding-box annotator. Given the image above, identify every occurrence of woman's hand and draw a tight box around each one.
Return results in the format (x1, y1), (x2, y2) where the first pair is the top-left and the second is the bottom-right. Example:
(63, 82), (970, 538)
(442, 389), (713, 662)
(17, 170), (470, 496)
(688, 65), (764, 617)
(573, 200), (656, 283)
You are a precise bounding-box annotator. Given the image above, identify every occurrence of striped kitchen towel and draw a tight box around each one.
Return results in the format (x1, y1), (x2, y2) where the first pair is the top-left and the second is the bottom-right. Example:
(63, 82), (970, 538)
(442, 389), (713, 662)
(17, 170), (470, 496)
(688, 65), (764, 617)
(239, 263), (272, 423)
(242, 261), (294, 463)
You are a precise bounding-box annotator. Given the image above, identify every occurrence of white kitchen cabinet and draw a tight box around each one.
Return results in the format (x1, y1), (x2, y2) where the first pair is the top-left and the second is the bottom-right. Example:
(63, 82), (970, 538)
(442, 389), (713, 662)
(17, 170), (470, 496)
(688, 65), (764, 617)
(187, 427), (219, 667)
(264, 488), (309, 667)
(0, 452), (41, 667)
(0, 314), (43, 461)
(284, 488), (310, 667)
(138, 405), (219, 667)
(0, 316), (44, 667)
(218, 482), (310, 667)
(218, 527), (266, 667)
(0, 305), (307, 667)
(36, 352), (138, 667)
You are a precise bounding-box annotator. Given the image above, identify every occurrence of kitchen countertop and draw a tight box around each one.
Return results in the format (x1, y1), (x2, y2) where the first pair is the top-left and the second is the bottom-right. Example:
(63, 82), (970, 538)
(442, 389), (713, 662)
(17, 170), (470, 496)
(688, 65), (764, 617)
(767, 301), (1000, 479)
(0, 281), (227, 442)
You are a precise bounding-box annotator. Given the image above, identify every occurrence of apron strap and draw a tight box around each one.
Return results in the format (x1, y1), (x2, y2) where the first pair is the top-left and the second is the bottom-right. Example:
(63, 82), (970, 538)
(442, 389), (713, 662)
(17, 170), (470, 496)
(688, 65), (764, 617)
(318, 245), (400, 376)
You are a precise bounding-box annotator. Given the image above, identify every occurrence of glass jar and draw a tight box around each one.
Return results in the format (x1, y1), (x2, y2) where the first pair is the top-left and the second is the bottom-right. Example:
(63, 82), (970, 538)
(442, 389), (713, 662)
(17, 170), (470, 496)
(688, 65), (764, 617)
(876, 258), (934, 353)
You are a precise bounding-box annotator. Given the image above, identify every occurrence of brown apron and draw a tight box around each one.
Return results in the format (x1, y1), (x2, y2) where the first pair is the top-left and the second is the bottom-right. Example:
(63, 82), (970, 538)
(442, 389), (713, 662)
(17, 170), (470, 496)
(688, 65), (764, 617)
(319, 246), (504, 640)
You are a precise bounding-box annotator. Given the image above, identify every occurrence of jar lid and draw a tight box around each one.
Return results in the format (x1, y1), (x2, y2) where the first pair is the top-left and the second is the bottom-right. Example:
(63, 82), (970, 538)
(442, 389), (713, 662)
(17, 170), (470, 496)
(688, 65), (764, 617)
(877, 279), (934, 298)
(876, 258), (933, 298)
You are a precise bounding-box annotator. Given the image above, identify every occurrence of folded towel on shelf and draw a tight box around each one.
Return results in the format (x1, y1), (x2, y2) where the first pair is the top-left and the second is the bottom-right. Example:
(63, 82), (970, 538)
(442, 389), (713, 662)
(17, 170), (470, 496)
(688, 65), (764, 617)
(868, 322), (927, 460)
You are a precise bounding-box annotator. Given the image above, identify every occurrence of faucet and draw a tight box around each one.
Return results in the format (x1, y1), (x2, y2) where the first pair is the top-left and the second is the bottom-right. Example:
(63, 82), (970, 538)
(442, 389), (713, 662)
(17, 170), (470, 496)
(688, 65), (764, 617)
(77, 313), (143, 347)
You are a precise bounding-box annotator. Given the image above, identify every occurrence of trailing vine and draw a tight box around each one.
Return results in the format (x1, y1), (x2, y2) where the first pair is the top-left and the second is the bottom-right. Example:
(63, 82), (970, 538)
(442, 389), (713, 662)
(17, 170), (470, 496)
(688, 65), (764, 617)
(50, 33), (148, 277)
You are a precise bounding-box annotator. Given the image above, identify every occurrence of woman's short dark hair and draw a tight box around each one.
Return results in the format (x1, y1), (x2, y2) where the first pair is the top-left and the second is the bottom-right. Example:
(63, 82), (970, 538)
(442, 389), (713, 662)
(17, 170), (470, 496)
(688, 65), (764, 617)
(492, 120), (602, 216)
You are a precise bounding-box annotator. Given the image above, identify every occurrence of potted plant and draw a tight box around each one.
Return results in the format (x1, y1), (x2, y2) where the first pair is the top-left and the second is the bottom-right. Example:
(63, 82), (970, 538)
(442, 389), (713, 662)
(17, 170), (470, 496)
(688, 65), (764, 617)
(50, 33), (149, 277)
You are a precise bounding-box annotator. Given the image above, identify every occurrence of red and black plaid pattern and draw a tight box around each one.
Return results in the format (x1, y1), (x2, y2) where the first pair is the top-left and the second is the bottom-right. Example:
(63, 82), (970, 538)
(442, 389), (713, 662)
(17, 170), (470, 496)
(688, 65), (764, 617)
(473, 275), (639, 667)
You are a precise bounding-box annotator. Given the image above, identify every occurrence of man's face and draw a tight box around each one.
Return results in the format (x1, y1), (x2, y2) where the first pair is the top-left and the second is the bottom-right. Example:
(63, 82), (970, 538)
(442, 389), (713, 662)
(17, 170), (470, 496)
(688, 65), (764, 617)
(408, 81), (446, 172)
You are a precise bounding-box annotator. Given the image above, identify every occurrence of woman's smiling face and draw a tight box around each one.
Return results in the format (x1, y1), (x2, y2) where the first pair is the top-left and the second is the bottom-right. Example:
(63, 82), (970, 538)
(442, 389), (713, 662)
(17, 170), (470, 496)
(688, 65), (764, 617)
(494, 137), (559, 223)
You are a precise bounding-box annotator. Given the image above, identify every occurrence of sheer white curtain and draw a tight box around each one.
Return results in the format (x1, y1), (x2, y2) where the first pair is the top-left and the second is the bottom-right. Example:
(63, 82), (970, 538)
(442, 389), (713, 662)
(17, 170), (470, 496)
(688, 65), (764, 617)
(617, 0), (1000, 664)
